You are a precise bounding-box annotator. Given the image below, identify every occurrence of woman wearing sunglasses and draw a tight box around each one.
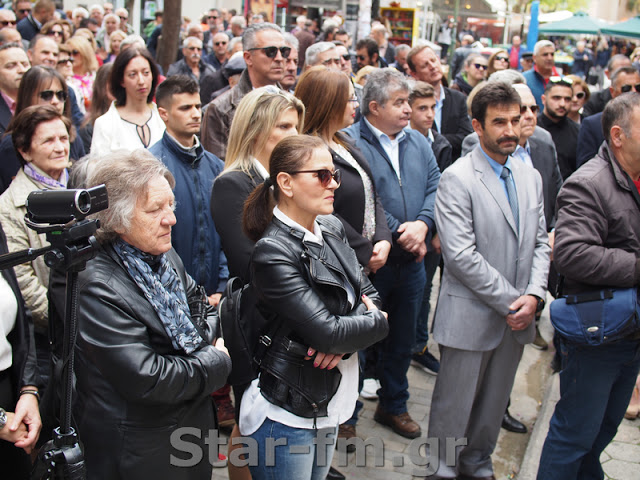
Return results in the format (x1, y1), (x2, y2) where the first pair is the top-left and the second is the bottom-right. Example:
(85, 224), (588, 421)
(212, 86), (303, 480)
(66, 36), (99, 110)
(240, 134), (389, 479)
(487, 49), (510, 77)
(450, 53), (488, 96)
(0, 66), (85, 196)
(565, 74), (590, 124)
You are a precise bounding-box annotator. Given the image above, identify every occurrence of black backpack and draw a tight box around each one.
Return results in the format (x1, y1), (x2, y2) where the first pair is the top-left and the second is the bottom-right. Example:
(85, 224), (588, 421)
(218, 277), (278, 386)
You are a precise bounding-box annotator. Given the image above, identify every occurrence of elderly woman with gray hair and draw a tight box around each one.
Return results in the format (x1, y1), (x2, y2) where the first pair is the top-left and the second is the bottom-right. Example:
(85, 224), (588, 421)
(74, 149), (231, 480)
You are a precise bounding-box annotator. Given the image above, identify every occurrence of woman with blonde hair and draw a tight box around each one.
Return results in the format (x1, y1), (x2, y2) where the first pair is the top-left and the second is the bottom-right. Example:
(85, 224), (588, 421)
(104, 29), (126, 63)
(67, 36), (99, 110)
(211, 86), (303, 480)
(487, 49), (510, 77)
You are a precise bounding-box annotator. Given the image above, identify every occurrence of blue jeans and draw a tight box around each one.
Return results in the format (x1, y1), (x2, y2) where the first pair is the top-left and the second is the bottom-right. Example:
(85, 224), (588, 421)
(414, 250), (441, 353)
(248, 418), (336, 480)
(373, 260), (426, 414)
(537, 339), (640, 480)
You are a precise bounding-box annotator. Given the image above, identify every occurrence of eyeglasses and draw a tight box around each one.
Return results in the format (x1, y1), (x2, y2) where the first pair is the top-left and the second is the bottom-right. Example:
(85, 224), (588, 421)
(356, 55), (367, 61)
(119, 16), (128, 21)
(49, 30), (63, 37)
(291, 168), (342, 187)
(57, 58), (73, 65)
(620, 83), (640, 93)
(214, 41), (227, 46)
(207, 15), (219, 20)
(495, 55), (509, 62)
(0, 20), (16, 27)
(520, 104), (539, 115)
(341, 53), (351, 61)
(473, 63), (488, 70)
(348, 96), (359, 103)
(18, 8), (31, 14)
(247, 46), (291, 59)
(574, 91), (586, 99)
(39, 90), (67, 102)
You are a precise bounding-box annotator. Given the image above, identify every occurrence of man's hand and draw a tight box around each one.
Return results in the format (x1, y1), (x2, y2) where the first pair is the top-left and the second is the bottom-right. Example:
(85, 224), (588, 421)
(548, 230), (555, 261)
(414, 242), (427, 263)
(11, 392), (41, 453)
(368, 240), (391, 273)
(208, 293), (222, 307)
(214, 337), (229, 356)
(505, 295), (538, 331)
(0, 412), (28, 446)
(397, 220), (428, 253)
(431, 232), (441, 255)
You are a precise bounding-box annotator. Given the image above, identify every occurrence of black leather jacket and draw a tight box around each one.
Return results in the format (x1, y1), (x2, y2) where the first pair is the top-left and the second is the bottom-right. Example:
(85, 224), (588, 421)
(75, 245), (231, 480)
(250, 215), (389, 418)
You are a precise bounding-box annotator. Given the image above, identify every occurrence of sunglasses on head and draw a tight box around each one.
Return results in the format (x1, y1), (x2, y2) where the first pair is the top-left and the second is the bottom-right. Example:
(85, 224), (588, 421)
(549, 76), (573, 86)
(473, 63), (487, 70)
(291, 168), (342, 187)
(248, 46), (291, 59)
(574, 91), (586, 99)
(520, 104), (539, 115)
(57, 58), (73, 65)
(0, 20), (16, 26)
(39, 90), (67, 102)
(620, 83), (640, 93)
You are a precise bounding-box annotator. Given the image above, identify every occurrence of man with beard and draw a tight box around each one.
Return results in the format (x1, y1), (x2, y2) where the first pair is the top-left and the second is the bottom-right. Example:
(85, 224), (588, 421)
(167, 37), (216, 105)
(537, 78), (579, 179)
(428, 81), (550, 479)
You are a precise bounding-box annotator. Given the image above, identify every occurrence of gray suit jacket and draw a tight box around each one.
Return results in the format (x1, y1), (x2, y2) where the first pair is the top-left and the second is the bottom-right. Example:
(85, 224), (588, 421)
(433, 146), (550, 351)
(462, 127), (562, 231)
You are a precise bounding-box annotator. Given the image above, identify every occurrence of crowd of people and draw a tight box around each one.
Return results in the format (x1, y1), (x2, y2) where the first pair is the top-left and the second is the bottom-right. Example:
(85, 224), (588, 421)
(0, 2), (639, 480)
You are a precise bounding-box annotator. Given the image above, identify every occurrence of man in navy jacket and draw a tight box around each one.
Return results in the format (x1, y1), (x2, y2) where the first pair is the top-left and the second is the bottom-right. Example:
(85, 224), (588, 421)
(149, 75), (228, 303)
(344, 69), (441, 439)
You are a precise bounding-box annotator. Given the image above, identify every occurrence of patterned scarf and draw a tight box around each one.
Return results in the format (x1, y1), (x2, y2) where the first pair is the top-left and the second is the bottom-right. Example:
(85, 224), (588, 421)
(112, 239), (204, 354)
(23, 163), (68, 189)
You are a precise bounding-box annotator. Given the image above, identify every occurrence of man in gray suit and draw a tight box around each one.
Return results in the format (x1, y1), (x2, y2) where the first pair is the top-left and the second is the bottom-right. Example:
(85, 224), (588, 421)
(427, 82), (550, 479)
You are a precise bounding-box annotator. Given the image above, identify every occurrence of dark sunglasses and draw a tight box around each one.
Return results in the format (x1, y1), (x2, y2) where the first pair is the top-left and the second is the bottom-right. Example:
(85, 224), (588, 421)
(291, 168), (342, 187)
(356, 54), (367, 61)
(341, 53), (351, 61)
(39, 90), (67, 102)
(48, 30), (63, 36)
(207, 15), (219, 20)
(495, 55), (509, 62)
(574, 91), (586, 99)
(214, 41), (227, 46)
(248, 46), (291, 59)
(620, 83), (640, 93)
(18, 8), (31, 14)
(473, 63), (488, 70)
(0, 20), (16, 26)
(520, 104), (539, 115)
(57, 58), (73, 66)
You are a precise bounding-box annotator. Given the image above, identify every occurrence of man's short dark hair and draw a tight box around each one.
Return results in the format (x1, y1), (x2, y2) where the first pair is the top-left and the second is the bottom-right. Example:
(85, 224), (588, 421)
(409, 81), (435, 105)
(356, 37), (379, 60)
(336, 29), (349, 37)
(155, 75), (199, 109)
(611, 66), (640, 89)
(602, 92), (640, 144)
(471, 82), (521, 127)
(28, 34), (48, 51)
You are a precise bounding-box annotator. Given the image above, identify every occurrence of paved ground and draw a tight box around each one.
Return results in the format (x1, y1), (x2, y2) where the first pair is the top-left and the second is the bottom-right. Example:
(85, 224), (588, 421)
(211, 280), (640, 479)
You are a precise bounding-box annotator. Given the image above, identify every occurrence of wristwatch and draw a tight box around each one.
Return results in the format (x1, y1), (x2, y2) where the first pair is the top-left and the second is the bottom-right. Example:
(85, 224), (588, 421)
(531, 295), (545, 313)
(0, 408), (7, 430)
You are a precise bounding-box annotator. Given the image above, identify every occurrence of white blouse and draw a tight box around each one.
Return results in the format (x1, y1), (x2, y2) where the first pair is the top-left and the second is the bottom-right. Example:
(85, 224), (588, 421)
(90, 101), (165, 156)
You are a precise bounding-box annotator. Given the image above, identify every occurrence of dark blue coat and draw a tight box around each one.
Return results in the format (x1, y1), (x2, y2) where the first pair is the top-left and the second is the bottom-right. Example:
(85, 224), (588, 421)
(149, 133), (228, 295)
(576, 112), (605, 168)
(344, 118), (441, 261)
